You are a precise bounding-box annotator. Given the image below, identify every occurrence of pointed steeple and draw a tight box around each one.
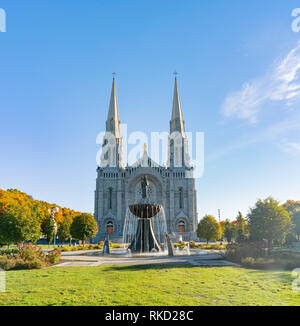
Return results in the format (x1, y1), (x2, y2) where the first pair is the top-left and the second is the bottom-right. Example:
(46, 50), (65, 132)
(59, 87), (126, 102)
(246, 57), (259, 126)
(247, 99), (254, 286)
(168, 76), (190, 168)
(102, 76), (123, 169)
(106, 77), (120, 138)
(170, 77), (185, 136)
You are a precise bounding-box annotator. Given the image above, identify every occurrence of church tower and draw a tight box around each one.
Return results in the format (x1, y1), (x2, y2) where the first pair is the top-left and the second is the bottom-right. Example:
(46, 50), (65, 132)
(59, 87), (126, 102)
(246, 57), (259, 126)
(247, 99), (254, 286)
(101, 77), (123, 168)
(168, 76), (190, 168)
(94, 76), (198, 243)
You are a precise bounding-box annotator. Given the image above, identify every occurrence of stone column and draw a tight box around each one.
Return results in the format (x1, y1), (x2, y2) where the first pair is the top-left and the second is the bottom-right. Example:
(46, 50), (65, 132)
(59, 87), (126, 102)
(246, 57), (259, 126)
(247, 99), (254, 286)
(162, 181), (167, 230)
(193, 188), (198, 232)
(188, 178), (194, 232)
(123, 181), (129, 235)
(98, 190), (104, 222)
(94, 190), (98, 220)
(117, 179), (122, 235)
(169, 178), (175, 233)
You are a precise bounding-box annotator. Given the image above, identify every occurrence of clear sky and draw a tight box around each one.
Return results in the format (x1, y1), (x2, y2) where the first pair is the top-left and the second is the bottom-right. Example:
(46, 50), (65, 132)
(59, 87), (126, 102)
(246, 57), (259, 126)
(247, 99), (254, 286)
(0, 0), (300, 221)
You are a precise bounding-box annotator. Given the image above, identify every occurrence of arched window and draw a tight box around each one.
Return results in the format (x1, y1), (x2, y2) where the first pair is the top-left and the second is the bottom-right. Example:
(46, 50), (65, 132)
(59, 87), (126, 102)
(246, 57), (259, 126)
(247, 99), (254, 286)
(109, 188), (113, 210)
(179, 188), (183, 209)
(178, 220), (185, 233)
(107, 221), (114, 234)
(170, 139), (174, 166)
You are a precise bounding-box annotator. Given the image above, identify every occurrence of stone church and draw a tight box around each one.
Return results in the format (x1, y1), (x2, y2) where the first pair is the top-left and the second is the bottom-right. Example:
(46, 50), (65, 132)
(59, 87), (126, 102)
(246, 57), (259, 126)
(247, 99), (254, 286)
(94, 77), (198, 242)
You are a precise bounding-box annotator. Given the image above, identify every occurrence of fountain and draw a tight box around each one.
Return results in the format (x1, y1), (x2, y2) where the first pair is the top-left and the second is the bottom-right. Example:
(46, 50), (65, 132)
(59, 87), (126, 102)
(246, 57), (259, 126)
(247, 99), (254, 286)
(123, 176), (167, 254)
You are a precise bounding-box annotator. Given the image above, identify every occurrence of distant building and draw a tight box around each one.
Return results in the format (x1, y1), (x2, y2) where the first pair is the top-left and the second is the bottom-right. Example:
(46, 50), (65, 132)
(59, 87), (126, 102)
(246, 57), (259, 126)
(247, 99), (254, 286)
(94, 77), (198, 242)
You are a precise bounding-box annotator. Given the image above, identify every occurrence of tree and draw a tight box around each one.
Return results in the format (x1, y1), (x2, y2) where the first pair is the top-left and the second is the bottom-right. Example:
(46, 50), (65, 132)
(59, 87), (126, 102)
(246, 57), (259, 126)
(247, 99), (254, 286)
(293, 211), (300, 241)
(235, 212), (248, 243)
(283, 200), (300, 241)
(224, 220), (233, 243)
(0, 197), (41, 245)
(219, 221), (226, 240)
(0, 188), (88, 247)
(283, 200), (300, 216)
(197, 215), (220, 244)
(58, 217), (71, 243)
(70, 213), (98, 245)
(248, 197), (292, 249)
(41, 215), (55, 246)
(236, 212), (246, 234)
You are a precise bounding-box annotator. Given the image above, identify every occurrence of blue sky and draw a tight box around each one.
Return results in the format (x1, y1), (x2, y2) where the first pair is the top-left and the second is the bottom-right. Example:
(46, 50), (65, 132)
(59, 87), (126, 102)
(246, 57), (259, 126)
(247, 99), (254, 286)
(0, 0), (300, 220)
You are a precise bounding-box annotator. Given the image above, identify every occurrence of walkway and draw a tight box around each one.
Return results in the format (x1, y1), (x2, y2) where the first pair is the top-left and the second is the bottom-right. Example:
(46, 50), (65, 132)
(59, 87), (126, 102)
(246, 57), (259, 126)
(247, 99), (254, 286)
(55, 249), (238, 268)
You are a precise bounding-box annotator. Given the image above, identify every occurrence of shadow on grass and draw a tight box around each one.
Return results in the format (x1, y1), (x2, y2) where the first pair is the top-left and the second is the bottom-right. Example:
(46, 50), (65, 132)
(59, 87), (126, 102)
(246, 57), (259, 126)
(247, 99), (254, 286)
(244, 269), (293, 280)
(101, 264), (235, 272)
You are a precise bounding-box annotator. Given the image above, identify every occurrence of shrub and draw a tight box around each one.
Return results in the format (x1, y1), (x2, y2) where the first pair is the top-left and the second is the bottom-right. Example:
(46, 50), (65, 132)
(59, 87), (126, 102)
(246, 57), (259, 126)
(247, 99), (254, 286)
(0, 243), (52, 270)
(226, 241), (268, 263)
(18, 243), (46, 262)
(0, 249), (19, 256)
(23, 257), (46, 269)
(0, 255), (17, 270)
(173, 242), (186, 249)
(57, 243), (122, 252)
(198, 244), (226, 250)
(111, 243), (122, 249)
(236, 249), (300, 270)
(189, 241), (196, 247)
(241, 257), (276, 269)
(236, 233), (248, 244)
(285, 233), (297, 246)
(47, 250), (61, 265)
(241, 256), (300, 271)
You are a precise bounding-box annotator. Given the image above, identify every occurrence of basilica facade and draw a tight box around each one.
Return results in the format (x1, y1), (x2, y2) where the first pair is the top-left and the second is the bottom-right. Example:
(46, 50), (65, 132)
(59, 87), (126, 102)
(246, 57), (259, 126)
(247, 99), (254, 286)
(94, 77), (198, 242)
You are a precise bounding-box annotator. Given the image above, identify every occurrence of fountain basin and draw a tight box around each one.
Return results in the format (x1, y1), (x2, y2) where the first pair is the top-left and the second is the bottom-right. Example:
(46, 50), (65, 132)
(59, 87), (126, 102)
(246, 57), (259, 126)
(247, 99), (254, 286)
(129, 204), (162, 219)
(128, 218), (161, 253)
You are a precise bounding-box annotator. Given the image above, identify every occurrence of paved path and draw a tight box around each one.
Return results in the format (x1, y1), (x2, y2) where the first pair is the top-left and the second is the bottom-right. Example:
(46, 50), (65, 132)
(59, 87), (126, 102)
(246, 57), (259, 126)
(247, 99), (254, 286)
(54, 249), (238, 268)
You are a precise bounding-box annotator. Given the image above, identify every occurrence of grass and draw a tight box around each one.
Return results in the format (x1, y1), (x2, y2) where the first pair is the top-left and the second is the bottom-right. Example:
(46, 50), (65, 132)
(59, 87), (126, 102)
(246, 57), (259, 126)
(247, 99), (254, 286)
(0, 265), (299, 306)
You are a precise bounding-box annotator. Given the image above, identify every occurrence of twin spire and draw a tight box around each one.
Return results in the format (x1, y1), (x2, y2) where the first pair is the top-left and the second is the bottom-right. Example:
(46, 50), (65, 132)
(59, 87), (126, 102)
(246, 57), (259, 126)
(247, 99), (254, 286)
(105, 76), (186, 137)
(106, 77), (121, 138)
(170, 77), (185, 136)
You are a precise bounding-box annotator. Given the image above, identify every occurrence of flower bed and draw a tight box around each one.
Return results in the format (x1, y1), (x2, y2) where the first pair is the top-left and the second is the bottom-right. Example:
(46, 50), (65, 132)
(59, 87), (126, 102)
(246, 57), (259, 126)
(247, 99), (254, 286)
(57, 242), (123, 252)
(173, 241), (225, 250)
(226, 242), (300, 270)
(241, 252), (300, 271)
(0, 243), (61, 270)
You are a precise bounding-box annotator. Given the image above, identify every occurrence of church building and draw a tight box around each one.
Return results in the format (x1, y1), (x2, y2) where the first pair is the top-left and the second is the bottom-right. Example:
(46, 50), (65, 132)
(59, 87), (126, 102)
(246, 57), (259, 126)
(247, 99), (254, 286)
(94, 77), (198, 242)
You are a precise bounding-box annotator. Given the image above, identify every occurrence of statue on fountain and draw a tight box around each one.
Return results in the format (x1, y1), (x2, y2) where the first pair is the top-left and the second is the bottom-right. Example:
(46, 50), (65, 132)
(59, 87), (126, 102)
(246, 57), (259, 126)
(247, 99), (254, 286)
(141, 176), (149, 200)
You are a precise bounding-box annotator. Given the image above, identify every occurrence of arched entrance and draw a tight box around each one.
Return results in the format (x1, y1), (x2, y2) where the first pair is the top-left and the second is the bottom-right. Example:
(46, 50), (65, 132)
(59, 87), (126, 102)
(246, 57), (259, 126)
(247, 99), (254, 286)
(106, 221), (114, 234)
(178, 220), (185, 233)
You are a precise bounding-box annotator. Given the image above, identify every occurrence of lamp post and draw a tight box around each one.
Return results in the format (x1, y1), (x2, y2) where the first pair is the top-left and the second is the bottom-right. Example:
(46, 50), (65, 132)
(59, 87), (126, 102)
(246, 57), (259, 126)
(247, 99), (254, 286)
(48, 207), (59, 249)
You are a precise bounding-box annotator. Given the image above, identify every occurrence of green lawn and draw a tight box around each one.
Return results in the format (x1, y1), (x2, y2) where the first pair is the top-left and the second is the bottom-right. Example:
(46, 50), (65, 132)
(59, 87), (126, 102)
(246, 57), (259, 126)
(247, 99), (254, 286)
(0, 265), (299, 306)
